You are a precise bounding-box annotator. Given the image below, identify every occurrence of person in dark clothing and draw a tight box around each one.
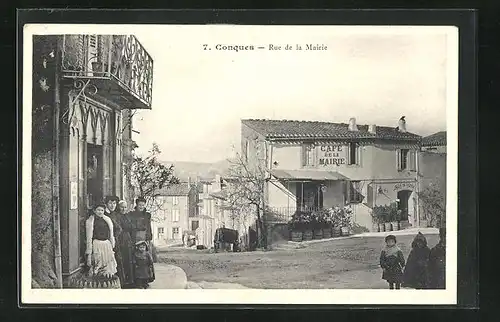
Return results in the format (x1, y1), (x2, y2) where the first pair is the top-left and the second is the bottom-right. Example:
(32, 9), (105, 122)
(428, 228), (446, 289)
(109, 199), (136, 288)
(127, 197), (155, 287)
(133, 241), (155, 289)
(104, 196), (126, 285)
(403, 232), (431, 289)
(380, 235), (406, 289)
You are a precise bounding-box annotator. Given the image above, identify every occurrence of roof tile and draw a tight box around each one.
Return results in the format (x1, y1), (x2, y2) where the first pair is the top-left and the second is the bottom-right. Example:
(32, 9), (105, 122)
(242, 119), (421, 141)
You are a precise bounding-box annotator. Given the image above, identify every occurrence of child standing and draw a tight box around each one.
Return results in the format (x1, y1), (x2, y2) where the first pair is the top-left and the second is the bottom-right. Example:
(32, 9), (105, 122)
(428, 228), (446, 289)
(133, 241), (155, 289)
(403, 232), (431, 289)
(380, 235), (406, 290)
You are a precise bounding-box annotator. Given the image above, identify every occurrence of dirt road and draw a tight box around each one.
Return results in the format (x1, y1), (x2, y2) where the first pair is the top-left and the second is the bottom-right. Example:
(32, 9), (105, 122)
(157, 233), (439, 289)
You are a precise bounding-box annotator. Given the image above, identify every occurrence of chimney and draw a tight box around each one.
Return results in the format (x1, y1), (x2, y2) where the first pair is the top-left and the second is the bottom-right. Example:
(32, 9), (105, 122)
(398, 116), (407, 133)
(368, 124), (377, 134)
(348, 118), (359, 131)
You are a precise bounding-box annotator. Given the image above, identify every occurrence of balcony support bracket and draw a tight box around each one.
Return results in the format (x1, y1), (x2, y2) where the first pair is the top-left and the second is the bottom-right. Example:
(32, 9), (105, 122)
(62, 79), (99, 125)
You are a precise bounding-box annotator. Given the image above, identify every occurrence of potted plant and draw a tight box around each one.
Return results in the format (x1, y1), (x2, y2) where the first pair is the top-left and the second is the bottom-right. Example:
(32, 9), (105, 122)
(311, 210), (324, 239)
(372, 205), (385, 232)
(301, 212), (314, 241)
(322, 208), (333, 238)
(339, 206), (353, 236)
(288, 211), (306, 242)
(387, 202), (400, 231)
(331, 206), (342, 237)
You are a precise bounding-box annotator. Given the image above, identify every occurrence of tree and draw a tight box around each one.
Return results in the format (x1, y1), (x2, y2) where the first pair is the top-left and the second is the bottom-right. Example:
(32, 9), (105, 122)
(223, 149), (269, 248)
(418, 181), (446, 228)
(130, 143), (179, 221)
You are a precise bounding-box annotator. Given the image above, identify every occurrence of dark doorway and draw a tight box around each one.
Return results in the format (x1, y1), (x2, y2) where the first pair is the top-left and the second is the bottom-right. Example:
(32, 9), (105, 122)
(87, 143), (104, 208)
(191, 220), (200, 231)
(397, 190), (412, 221)
(296, 182), (324, 211)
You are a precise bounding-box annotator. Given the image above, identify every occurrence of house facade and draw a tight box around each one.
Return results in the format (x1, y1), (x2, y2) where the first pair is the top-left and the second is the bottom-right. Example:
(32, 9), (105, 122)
(151, 181), (200, 246)
(31, 35), (153, 288)
(192, 176), (232, 248)
(419, 131), (447, 228)
(241, 117), (423, 232)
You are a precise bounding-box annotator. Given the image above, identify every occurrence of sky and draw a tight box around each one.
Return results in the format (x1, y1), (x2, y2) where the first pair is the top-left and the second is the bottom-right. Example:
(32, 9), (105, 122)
(126, 25), (454, 163)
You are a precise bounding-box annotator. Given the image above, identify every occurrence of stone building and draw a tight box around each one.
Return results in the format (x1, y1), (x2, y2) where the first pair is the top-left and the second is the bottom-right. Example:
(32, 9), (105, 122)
(31, 34), (153, 288)
(240, 117), (423, 233)
(151, 181), (201, 246)
(419, 131), (447, 228)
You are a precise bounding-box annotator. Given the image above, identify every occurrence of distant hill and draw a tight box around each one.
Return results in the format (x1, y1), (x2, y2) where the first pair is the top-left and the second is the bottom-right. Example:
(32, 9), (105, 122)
(163, 159), (232, 181)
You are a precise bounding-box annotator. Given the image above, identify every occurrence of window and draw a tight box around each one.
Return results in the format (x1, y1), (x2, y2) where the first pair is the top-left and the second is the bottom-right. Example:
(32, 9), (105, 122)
(172, 196), (179, 205)
(245, 141), (250, 161)
(347, 142), (360, 165)
(157, 227), (164, 239)
(172, 209), (180, 222)
(397, 149), (416, 171)
(346, 181), (363, 204)
(191, 220), (200, 231)
(302, 144), (315, 166)
(172, 227), (179, 239)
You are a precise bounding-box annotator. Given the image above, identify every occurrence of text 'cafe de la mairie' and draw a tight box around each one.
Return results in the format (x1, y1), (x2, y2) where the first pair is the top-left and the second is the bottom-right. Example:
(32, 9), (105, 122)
(240, 116), (428, 231)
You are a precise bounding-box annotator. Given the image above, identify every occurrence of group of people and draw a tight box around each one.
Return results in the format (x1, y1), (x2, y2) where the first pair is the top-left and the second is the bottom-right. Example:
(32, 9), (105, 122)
(85, 196), (156, 289)
(379, 228), (446, 290)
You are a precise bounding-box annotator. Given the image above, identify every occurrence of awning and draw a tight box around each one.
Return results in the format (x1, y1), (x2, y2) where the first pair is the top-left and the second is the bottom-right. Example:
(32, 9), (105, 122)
(270, 169), (349, 181)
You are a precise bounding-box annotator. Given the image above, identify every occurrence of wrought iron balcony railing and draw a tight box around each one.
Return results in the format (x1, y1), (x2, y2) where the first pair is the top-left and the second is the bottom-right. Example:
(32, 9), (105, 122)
(60, 34), (153, 109)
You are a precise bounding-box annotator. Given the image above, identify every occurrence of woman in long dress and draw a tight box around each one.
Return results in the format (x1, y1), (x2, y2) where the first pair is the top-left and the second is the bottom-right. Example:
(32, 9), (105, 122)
(127, 197), (155, 287)
(114, 200), (136, 288)
(85, 203), (118, 280)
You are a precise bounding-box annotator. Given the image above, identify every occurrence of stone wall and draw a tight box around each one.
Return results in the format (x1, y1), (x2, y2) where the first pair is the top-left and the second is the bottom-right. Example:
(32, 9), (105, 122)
(31, 35), (59, 288)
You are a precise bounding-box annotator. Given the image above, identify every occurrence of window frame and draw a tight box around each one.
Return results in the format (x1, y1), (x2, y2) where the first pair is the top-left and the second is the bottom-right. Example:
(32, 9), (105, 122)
(172, 209), (180, 222)
(347, 142), (360, 166)
(346, 180), (363, 204)
(302, 143), (315, 167)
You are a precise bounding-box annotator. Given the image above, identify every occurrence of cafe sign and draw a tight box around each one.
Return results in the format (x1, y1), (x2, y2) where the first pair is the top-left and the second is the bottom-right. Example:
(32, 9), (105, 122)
(393, 182), (415, 191)
(318, 145), (346, 167)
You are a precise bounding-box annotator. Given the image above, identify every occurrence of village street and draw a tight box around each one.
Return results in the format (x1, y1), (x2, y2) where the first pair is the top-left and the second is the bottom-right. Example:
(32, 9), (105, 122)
(154, 229), (439, 289)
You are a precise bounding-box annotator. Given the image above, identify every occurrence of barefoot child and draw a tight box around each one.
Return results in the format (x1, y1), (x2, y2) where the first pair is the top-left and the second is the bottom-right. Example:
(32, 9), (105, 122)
(380, 235), (406, 289)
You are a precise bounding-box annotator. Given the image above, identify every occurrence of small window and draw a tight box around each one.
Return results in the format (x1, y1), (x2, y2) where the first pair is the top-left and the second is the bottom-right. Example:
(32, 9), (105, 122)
(346, 181), (363, 204)
(172, 196), (179, 205)
(172, 209), (180, 222)
(157, 227), (164, 239)
(172, 227), (179, 239)
(348, 142), (360, 165)
(397, 149), (413, 171)
(302, 144), (315, 166)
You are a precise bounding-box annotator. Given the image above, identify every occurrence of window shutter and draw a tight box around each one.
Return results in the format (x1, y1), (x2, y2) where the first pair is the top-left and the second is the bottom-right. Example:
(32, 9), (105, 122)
(345, 181), (351, 204)
(347, 144), (352, 165)
(302, 145), (307, 166)
(396, 149), (401, 170)
(356, 143), (360, 165)
(409, 151), (416, 171)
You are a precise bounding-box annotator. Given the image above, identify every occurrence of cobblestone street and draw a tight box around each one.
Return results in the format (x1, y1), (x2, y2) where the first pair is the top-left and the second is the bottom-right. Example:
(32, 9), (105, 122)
(156, 231), (439, 289)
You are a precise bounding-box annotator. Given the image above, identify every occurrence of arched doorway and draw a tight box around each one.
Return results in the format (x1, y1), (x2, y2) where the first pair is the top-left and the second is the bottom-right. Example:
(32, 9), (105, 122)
(397, 190), (412, 222)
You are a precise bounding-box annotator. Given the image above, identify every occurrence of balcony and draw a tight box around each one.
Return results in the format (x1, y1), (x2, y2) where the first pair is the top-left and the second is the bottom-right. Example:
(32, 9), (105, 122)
(60, 34), (153, 110)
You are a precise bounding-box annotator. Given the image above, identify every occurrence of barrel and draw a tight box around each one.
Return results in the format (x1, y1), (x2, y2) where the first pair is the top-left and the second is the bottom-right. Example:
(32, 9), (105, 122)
(290, 230), (303, 242)
(303, 229), (313, 241)
(314, 229), (323, 239)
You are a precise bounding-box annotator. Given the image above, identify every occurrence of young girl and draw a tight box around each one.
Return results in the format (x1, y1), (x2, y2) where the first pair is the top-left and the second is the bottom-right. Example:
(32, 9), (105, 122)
(380, 235), (406, 289)
(133, 241), (155, 289)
